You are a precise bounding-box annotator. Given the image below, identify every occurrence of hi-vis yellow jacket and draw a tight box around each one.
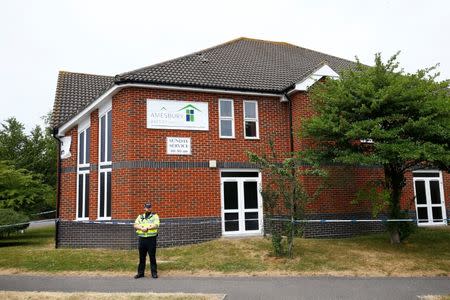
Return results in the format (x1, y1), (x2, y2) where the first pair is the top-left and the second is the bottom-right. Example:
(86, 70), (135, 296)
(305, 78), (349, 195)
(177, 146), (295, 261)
(135, 213), (160, 237)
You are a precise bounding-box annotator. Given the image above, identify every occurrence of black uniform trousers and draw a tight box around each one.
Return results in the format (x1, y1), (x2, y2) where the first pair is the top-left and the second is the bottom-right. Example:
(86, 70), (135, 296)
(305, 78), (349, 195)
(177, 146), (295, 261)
(137, 236), (157, 276)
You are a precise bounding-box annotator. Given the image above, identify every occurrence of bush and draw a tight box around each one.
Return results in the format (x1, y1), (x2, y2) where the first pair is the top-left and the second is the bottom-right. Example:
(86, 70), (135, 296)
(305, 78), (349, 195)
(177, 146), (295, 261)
(0, 208), (29, 237)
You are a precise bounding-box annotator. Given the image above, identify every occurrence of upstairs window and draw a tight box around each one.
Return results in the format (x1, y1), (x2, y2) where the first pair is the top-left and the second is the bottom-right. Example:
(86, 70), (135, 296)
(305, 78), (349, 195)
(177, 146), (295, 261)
(244, 101), (259, 139)
(219, 99), (234, 138)
(77, 119), (90, 220)
(99, 107), (112, 219)
(78, 127), (90, 165)
(100, 110), (112, 163)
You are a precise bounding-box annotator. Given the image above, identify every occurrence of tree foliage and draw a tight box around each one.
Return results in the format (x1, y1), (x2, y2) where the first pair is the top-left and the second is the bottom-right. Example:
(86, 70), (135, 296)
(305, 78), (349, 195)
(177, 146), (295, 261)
(0, 161), (54, 212)
(302, 53), (450, 243)
(0, 114), (57, 215)
(0, 208), (29, 237)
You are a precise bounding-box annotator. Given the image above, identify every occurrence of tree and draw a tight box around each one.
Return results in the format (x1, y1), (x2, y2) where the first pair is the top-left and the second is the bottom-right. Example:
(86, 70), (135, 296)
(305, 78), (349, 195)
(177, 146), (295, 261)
(302, 53), (450, 244)
(0, 117), (28, 165)
(248, 141), (326, 257)
(0, 114), (57, 214)
(0, 161), (54, 212)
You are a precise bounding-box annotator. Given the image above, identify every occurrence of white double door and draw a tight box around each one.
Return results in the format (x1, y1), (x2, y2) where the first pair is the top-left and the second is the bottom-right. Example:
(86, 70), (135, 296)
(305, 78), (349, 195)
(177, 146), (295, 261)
(413, 171), (447, 226)
(220, 171), (263, 235)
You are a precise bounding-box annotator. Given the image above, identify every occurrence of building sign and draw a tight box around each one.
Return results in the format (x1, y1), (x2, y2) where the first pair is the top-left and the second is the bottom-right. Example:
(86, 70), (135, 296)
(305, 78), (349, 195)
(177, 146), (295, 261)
(167, 137), (191, 155)
(147, 99), (209, 130)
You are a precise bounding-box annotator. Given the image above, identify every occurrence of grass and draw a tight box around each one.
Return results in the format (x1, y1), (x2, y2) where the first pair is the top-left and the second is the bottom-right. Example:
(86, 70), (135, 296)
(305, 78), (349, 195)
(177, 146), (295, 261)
(0, 291), (223, 300)
(0, 225), (449, 276)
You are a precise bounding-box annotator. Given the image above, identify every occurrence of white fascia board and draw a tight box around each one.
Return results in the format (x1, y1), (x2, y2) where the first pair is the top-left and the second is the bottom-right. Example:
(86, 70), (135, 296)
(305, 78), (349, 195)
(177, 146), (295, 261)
(57, 84), (283, 136)
(293, 64), (340, 92)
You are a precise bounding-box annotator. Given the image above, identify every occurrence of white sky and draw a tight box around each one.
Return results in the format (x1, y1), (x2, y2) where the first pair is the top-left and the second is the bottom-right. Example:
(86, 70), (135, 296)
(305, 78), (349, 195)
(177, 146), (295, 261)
(1, 0), (449, 132)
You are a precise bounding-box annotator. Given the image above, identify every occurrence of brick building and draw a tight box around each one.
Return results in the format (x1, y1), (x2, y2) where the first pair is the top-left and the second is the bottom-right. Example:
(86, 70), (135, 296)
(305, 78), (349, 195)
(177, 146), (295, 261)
(52, 38), (449, 249)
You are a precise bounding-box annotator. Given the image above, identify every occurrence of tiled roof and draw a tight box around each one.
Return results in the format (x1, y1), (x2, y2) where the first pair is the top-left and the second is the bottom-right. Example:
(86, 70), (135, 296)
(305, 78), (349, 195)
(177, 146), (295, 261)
(53, 38), (357, 128)
(52, 71), (113, 127)
(115, 38), (356, 93)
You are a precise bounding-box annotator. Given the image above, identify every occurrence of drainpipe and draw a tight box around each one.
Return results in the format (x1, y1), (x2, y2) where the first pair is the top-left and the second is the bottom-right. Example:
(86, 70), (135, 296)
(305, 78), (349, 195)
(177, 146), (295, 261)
(283, 92), (295, 154)
(52, 128), (62, 249)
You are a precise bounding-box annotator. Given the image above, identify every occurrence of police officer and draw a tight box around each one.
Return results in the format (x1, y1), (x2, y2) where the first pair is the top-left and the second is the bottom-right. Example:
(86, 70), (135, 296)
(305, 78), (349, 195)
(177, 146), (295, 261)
(134, 202), (160, 279)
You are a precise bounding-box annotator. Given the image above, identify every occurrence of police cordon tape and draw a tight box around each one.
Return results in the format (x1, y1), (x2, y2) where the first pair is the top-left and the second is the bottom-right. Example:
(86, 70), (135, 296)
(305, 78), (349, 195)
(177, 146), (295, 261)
(0, 219), (58, 229)
(32, 210), (56, 216)
(267, 217), (450, 224)
(1, 217), (449, 229)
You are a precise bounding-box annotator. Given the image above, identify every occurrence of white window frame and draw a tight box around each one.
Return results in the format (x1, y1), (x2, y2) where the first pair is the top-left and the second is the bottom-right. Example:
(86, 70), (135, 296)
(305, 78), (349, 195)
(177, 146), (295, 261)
(76, 118), (90, 221)
(220, 169), (263, 236)
(243, 100), (259, 139)
(98, 104), (112, 220)
(413, 170), (447, 226)
(219, 99), (235, 139)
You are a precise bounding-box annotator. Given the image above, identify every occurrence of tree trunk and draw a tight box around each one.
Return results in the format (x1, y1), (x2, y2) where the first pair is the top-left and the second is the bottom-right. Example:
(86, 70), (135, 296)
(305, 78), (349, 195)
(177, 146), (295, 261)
(384, 164), (406, 244)
(390, 230), (401, 244)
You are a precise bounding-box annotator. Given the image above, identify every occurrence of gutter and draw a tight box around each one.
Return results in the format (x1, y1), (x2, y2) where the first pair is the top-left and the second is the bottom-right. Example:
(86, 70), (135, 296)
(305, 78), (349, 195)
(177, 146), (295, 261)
(52, 128), (62, 249)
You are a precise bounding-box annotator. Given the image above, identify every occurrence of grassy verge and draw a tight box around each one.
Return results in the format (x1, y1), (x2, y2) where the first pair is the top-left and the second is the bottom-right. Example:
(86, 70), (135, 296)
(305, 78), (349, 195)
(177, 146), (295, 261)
(0, 225), (449, 276)
(0, 291), (223, 300)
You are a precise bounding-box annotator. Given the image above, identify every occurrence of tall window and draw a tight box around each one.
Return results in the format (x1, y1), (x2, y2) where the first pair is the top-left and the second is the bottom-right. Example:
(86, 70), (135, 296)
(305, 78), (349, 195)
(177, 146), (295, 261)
(77, 122), (90, 220)
(219, 99), (234, 138)
(99, 109), (112, 219)
(244, 101), (259, 139)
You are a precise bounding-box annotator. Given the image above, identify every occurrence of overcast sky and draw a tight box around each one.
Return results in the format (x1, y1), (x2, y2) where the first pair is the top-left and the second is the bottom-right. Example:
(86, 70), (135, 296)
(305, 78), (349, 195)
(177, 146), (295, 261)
(1, 0), (449, 132)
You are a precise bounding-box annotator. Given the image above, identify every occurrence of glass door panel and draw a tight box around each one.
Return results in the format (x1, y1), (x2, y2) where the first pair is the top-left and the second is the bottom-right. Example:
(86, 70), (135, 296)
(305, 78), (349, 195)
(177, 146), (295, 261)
(223, 181), (239, 232)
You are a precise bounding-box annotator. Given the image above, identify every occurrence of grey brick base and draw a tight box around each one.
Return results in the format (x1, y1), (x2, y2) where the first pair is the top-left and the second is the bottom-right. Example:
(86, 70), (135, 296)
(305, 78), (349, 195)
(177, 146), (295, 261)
(265, 212), (388, 238)
(56, 217), (222, 249)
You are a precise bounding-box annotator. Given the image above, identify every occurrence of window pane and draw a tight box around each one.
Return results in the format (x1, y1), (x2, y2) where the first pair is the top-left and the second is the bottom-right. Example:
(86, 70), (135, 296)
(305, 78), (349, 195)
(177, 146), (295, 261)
(220, 120), (232, 137)
(245, 121), (257, 137)
(244, 102), (256, 119)
(245, 212), (258, 220)
(430, 181), (441, 204)
(85, 127), (90, 164)
(99, 172), (105, 218)
(79, 131), (84, 165)
(417, 207), (428, 222)
(78, 174), (83, 218)
(415, 181), (426, 205)
(245, 220), (259, 231)
(224, 213), (239, 232)
(107, 111), (112, 162)
(413, 172), (439, 178)
(245, 212), (259, 231)
(224, 182), (238, 209)
(220, 100), (232, 117)
(432, 207), (443, 222)
(221, 172), (259, 178)
(244, 182), (258, 209)
(100, 116), (105, 162)
(106, 172), (111, 217)
(84, 174), (89, 218)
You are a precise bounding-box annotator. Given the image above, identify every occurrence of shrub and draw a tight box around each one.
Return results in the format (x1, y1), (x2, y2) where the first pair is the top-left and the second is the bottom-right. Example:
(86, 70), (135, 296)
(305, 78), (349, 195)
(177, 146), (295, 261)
(0, 208), (29, 237)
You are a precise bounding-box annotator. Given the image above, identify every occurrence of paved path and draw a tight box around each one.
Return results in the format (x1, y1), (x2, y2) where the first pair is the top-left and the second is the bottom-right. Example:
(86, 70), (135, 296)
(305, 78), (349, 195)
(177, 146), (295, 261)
(1, 275), (450, 299)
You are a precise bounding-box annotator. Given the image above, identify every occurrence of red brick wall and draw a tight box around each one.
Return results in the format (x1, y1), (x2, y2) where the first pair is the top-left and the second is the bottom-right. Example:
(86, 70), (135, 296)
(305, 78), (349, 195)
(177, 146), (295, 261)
(111, 88), (290, 219)
(60, 127), (77, 220)
(58, 86), (449, 222)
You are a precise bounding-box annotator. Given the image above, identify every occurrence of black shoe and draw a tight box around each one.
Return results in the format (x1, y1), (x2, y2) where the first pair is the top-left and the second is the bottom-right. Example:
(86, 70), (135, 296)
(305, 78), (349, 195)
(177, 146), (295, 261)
(151, 273), (158, 279)
(134, 274), (144, 279)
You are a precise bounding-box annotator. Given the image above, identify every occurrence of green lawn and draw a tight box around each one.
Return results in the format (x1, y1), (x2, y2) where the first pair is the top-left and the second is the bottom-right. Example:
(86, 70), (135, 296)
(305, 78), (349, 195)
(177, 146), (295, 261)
(0, 225), (449, 276)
